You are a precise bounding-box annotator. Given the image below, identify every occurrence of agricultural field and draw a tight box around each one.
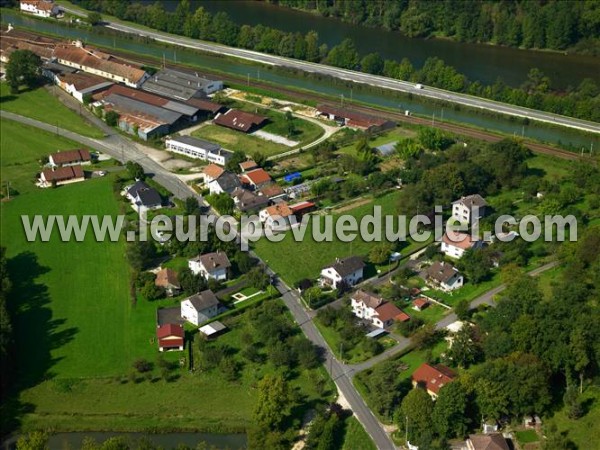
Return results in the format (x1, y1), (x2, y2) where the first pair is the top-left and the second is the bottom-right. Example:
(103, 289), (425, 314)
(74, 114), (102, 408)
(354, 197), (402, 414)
(253, 190), (425, 285)
(0, 119), (89, 196)
(0, 83), (103, 138)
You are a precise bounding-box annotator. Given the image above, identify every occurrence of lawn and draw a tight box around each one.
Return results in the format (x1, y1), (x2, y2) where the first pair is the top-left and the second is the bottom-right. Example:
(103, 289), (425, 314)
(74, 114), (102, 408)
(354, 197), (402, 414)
(341, 416), (377, 450)
(408, 303), (450, 325)
(193, 124), (287, 157)
(0, 119), (89, 196)
(337, 127), (417, 156)
(0, 83), (103, 138)
(253, 190), (426, 285)
(515, 429), (540, 445)
(314, 320), (387, 364)
(545, 386), (600, 450)
(13, 299), (335, 434)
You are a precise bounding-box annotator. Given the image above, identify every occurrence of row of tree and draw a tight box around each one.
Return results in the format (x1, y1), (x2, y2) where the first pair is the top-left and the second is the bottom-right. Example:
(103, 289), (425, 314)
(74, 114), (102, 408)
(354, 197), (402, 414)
(70, 1), (600, 122)
(0, 248), (13, 404)
(275, 0), (600, 51)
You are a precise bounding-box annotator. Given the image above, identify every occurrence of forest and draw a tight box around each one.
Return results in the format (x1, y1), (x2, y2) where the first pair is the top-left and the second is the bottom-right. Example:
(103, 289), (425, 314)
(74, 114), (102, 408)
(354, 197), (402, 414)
(71, 0), (600, 123)
(273, 0), (600, 53)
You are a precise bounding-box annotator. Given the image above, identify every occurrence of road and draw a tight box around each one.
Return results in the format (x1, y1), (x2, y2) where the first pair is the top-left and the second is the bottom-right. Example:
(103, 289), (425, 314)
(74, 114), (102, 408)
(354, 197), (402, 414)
(61, 6), (600, 135)
(1, 111), (198, 201)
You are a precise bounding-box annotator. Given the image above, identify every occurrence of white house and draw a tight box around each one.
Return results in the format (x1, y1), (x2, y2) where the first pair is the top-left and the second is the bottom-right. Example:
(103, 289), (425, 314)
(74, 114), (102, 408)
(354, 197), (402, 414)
(259, 202), (294, 230)
(441, 231), (485, 259)
(208, 171), (242, 195)
(320, 256), (365, 290)
(20, 0), (60, 17)
(126, 181), (162, 210)
(426, 261), (464, 292)
(165, 136), (232, 166)
(188, 251), (231, 281)
(350, 290), (410, 328)
(451, 194), (487, 225)
(180, 290), (220, 326)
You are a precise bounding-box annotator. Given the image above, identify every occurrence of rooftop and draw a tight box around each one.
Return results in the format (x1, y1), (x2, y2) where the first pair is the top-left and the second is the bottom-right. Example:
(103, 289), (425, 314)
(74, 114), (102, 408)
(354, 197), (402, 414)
(427, 261), (461, 284)
(142, 68), (220, 101)
(192, 251), (231, 272)
(214, 109), (267, 133)
(103, 93), (182, 125)
(41, 165), (84, 182)
(352, 290), (385, 310)
(50, 149), (91, 165)
(168, 135), (223, 153)
(155, 268), (180, 289)
(453, 194), (488, 210)
(442, 231), (477, 250)
(468, 434), (510, 450)
(317, 104), (393, 128)
(264, 202), (294, 219)
(326, 256), (365, 277)
(99, 85), (199, 117)
(185, 289), (219, 312)
(242, 168), (272, 186)
(412, 363), (457, 395)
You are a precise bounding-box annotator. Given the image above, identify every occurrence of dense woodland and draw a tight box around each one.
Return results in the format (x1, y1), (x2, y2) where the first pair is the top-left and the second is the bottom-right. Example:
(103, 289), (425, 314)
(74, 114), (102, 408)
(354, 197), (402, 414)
(0, 248), (13, 403)
(72, 0), (600, 122)
(273, 0), (600, 52)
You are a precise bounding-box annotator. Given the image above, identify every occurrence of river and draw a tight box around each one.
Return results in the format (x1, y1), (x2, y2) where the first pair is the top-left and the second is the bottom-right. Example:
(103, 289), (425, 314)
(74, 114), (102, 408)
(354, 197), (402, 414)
(174, 0), (600, 89)
(2, 11), (599, 151)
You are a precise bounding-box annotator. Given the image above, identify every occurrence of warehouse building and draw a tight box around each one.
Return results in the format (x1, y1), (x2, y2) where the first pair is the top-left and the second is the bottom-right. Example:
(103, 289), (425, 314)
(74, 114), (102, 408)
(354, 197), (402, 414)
(165, 136), (233, 166)
(141, 68), (223, 101)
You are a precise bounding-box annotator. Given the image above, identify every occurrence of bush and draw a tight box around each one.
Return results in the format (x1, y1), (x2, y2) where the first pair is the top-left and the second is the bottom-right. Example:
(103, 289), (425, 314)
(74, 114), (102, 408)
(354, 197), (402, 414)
(133, 358), (153, 373)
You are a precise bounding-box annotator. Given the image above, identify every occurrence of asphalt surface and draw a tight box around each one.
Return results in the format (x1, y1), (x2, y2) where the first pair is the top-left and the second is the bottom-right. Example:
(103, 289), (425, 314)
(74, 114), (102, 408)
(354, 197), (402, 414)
(62, 7), (600, 135)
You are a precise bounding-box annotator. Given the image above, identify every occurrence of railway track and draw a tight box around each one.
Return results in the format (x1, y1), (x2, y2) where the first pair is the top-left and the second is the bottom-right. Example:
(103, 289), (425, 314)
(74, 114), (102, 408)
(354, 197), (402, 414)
(14, 29), (588, 162)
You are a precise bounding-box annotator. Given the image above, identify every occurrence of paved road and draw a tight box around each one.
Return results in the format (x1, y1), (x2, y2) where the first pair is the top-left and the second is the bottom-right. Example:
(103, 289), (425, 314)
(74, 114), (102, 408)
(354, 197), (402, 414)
(1, 111), (199, 201)
(61, 7), (600, 135)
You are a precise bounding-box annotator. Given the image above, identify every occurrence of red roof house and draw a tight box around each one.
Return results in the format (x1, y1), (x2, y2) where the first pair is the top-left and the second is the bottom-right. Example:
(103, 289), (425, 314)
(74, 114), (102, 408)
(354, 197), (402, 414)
(241, 168), (272, 188)
(156, 323), (184, 352)
(412, 298), (430, 311)
(412, 363), (457, 398)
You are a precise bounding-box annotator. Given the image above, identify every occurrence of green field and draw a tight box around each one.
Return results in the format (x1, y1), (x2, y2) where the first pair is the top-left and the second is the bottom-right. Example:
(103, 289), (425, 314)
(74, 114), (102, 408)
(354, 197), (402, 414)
(253, 190), (425, 285)
(193, 124), (287, 157)
(545, 387), (600, 450)
(341, 416), (377, 450)
(0, 83), (103, 138)
(0, 119), (90, 196)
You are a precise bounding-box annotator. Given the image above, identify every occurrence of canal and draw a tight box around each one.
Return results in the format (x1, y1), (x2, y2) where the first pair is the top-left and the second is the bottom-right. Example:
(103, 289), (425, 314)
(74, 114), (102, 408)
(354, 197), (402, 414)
(184, 0), (600, 90)
(2, 11), (598, 151)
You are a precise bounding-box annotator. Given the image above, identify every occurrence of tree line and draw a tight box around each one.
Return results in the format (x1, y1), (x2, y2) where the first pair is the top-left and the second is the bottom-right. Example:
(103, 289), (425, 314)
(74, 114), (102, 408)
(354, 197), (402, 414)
(71, 0), (600, 123)
(275, 0), (600, 52)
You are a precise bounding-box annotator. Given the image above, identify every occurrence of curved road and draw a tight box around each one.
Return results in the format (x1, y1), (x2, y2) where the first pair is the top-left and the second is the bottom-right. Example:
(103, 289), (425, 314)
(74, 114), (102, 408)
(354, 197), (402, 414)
(62, 6), (600, 135)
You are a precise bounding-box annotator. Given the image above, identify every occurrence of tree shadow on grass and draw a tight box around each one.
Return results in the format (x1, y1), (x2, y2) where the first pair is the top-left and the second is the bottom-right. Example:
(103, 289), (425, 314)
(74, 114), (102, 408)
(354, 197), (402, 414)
(0, 251), (78, 436)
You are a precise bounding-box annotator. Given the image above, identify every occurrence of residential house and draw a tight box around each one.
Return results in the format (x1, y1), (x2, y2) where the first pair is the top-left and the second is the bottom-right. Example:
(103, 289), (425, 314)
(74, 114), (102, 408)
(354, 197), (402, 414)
(239, 160), (258, 172)
(155, 268), (181, 296)
(259, 184), (287, 201)
(412, 298), (430, 311)
(20, 0), (60, 17)
(411, 363), (457, 399)
(141, 68), (223, 100)
(441, 231), (485, 259)
(290, 201), (317, 218)
(350, 290), (410, 329)
(165, 136), (232, 166)
(126, 181), (162, 210)
(231, 187), (270, 213)
(451, 194), (488, 225)
(259, 202), (294, 230)
(156, 323), (184, 352)
(320, 256), (365, 290)
(180, 289), (220, 326)
(49, 149), (92, 167)
(214, 109), (267, 133)
(39, 166), (84, 187)
(241, 168), (273, 190)
(188, 251), (231, 281)
(208, 171), (243, 195)
(466, 434), (510, 450)
(201, 164), (225, 185)
(426, 261), (464, 292)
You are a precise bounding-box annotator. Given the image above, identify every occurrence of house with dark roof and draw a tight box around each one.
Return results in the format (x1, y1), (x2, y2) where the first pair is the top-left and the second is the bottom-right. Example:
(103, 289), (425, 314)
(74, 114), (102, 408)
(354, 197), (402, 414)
(49, 149), (92, 167)
(208, 171), (243, 195)
(214, 109), (267, 133)
(39, 166), (85, 187)
(320, 256), (365, 290)
(165, 136), (232, 166)
(350, 290), (410, 328)
(425, 261), (464, 292)
(466, 434), (510, 450)
(156, 323), (184, 352)
(231, 187), (270, 213)
(155, 268), (181, 296)
(411, 363), (457, 399)
(452, 194), (488, 224)
(188, 251), (231, 281)
(126, 181), (162, 210)
(180, 289), (220, 326)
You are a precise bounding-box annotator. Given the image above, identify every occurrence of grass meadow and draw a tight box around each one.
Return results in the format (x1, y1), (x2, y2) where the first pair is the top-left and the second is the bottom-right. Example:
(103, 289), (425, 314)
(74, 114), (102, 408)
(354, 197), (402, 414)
(0, 83), (103, 138)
